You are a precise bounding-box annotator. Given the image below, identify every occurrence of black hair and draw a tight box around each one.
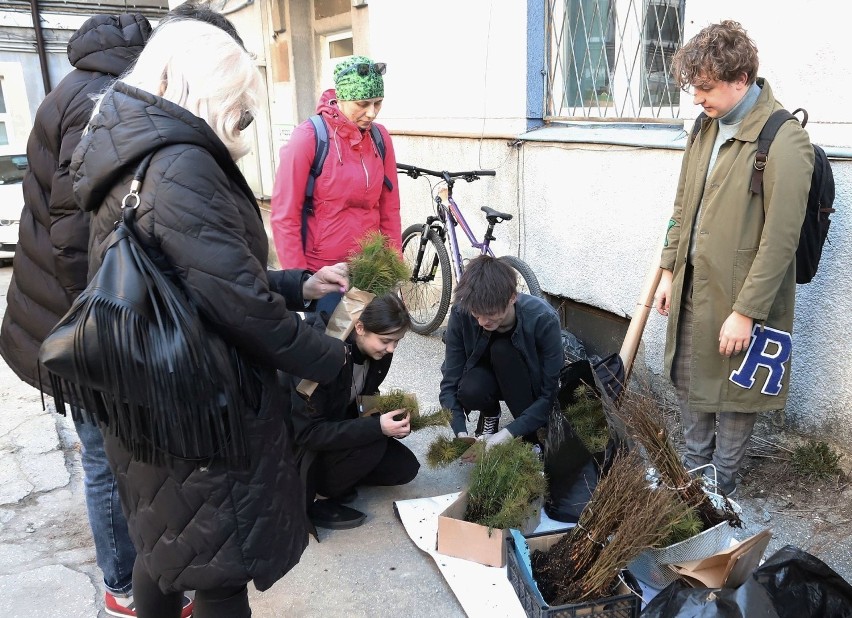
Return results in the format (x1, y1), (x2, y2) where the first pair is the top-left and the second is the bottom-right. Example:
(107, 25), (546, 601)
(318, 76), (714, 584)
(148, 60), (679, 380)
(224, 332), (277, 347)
(160, 1), (246, 49)
(360, 293), (410, 335)
(453, 255), (517, 315)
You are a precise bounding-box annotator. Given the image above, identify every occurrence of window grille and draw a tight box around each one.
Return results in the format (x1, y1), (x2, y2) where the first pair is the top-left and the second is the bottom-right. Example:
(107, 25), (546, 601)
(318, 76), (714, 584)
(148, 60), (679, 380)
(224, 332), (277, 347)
(544, 0), (685, 120)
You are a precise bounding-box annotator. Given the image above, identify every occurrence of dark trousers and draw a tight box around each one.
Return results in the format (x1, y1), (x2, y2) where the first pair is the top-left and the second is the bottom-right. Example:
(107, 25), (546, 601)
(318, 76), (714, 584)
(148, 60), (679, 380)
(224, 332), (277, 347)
(456, 336), (536, 437)
(314, 436), (420, 499)
(132, 556), (250, 618)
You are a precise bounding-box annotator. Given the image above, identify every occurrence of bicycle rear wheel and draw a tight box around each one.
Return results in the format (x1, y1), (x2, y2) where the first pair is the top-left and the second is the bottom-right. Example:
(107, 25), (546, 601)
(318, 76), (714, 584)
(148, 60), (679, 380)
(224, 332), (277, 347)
(400, 224), (452, 335)
(502, 255), (542, 298)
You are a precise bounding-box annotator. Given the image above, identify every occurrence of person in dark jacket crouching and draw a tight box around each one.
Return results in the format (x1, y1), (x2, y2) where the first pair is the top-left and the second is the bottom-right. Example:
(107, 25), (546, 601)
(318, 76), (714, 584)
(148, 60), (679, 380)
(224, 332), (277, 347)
(440, 256), (563, 449)
(69, 19), (348, 618)
(291, 294), (420, 531)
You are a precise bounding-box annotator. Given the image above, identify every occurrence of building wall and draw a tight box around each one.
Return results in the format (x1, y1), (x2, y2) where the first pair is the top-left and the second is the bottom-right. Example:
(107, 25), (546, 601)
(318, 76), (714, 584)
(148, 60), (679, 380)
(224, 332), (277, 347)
(371, 0), (852, 444)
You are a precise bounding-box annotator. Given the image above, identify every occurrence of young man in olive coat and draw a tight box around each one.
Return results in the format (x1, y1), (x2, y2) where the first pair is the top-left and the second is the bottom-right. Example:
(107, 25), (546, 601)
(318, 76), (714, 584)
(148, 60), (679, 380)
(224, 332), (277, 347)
(654, 21), (814, 496)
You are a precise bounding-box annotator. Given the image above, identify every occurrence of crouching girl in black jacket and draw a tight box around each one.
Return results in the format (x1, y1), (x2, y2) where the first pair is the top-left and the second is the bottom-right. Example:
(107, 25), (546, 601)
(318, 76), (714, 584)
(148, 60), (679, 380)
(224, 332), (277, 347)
(291, 293), (420, 530)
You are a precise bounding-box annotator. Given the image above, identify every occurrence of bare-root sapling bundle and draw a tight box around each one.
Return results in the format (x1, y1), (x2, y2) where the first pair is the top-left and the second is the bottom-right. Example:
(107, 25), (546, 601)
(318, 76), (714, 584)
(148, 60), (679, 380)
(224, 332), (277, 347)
(614, 389), (741, 529)
(531, 449), (690, 604)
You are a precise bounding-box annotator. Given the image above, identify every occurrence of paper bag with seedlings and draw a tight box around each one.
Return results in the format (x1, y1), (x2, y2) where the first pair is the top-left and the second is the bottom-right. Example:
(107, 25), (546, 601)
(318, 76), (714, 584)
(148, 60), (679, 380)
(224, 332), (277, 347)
(298, 232), (408, 398)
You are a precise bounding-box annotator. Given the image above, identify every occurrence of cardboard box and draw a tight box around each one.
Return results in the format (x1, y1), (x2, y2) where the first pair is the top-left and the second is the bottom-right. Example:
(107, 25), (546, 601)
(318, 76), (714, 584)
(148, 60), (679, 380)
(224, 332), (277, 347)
(507, 531), (641, 618)
(436, 491), (542, 568)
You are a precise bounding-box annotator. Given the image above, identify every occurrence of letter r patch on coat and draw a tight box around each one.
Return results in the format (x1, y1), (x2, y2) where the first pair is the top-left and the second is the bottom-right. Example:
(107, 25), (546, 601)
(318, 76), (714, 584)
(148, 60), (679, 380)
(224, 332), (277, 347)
(729, 325), (792, 395)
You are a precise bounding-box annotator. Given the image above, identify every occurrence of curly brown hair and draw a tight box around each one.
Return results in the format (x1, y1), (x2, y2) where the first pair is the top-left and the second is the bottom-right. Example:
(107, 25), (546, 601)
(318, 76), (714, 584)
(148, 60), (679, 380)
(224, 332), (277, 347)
(672, 20), (759, 90)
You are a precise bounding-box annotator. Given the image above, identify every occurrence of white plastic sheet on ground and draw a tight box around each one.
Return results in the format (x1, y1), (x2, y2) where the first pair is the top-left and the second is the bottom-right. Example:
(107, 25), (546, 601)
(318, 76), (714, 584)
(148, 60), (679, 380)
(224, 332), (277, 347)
(393, 492), (573, 617)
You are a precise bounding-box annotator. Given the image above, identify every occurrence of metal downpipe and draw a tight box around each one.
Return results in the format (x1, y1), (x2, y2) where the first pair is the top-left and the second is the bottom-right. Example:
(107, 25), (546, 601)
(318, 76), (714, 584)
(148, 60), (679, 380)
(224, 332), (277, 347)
(30, 0), (51, 95)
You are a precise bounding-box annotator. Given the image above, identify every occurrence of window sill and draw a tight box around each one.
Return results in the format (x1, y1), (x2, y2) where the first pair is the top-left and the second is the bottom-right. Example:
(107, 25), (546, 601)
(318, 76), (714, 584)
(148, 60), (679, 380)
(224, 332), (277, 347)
(518, 122), (689, 151)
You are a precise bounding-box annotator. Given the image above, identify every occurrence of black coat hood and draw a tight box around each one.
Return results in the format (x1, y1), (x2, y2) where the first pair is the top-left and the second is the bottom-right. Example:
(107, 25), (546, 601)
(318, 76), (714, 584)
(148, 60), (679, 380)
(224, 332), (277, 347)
(72, 80), (256, 216)
(68, 13), (151, 75)
(0, 13), (150, 391)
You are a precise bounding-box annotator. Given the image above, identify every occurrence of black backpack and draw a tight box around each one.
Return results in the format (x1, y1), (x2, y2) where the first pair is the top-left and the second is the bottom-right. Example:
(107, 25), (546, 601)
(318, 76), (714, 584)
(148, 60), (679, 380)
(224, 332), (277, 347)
(301, 114), (393, 249)
(690, 108), (835, 284)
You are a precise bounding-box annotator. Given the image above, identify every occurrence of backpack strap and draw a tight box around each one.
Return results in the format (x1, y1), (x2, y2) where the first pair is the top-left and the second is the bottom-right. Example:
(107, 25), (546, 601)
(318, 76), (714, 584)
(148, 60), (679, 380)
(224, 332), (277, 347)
(303, 115), (330, 250)
(750, 109), (797, 195)
(689, 112), (707, 145)
(302, 117), (393, 249)
(370, 123), (394, 191)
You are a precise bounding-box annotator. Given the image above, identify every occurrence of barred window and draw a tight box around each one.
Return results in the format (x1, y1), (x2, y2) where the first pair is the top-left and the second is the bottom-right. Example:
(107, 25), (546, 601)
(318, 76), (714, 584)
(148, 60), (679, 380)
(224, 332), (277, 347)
(545, 0), (685, 120)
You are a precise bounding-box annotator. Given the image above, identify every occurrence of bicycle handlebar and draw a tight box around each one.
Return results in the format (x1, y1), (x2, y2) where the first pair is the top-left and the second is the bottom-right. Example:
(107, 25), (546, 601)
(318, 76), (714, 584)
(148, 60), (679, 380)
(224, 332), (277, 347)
(397, 162), (496, 182)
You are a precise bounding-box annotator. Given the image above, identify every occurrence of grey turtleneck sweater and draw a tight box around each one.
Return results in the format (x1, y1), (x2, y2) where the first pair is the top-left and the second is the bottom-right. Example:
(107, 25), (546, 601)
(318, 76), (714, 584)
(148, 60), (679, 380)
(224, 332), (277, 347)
(688, 81), (762, 264)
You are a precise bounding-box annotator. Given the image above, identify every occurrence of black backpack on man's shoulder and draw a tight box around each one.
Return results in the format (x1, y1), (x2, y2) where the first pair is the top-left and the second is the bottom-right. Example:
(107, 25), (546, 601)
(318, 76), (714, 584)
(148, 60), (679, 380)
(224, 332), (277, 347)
(690, 108), (835, 284)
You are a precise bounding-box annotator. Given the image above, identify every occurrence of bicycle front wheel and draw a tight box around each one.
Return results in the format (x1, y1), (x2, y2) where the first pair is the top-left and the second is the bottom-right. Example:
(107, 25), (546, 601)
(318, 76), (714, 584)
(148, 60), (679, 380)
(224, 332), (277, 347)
(400, 224), (452, 335)
(502, 255), (542, 298)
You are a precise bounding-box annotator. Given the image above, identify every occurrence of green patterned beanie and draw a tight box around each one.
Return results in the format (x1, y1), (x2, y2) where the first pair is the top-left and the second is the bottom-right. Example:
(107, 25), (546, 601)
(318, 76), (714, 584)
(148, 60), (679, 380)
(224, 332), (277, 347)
(334, 55), (385, 101)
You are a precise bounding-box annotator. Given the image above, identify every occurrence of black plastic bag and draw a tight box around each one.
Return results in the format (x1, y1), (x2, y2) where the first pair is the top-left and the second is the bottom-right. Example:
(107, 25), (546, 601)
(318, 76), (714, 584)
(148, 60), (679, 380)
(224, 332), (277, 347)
(640, 545), (852, 618)
(753, 545), (852, 618)
(560, 329), (588, 364)
(543, 455), (598, 523)
(641, 578), (779, 618)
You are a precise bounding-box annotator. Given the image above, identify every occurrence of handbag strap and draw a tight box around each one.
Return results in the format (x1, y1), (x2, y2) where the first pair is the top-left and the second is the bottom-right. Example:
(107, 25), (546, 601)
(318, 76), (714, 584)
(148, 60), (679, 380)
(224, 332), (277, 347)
(121, 152), (156, 229)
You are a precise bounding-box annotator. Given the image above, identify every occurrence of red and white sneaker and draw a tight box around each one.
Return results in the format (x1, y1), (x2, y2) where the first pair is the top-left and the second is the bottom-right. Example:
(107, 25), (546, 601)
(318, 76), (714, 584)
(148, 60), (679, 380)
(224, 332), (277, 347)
(105, 591), (194, 617)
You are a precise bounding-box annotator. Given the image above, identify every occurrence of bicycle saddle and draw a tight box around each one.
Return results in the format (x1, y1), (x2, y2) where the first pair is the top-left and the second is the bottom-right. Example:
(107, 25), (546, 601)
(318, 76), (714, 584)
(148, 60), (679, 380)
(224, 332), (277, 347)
(481, 206), (513, 222)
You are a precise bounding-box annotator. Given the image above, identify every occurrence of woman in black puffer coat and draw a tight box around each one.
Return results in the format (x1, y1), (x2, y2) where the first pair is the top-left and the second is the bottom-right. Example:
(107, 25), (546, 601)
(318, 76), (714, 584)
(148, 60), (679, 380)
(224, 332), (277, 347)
(69, 19), (347, 618)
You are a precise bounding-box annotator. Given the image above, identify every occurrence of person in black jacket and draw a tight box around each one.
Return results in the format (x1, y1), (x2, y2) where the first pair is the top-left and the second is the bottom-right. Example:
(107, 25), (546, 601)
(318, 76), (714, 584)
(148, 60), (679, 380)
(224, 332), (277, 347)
(440, 256), (563, 449)
(69, 18), (348, 618)
(0, 14), (154, 616)
(291, 293), (420, 530)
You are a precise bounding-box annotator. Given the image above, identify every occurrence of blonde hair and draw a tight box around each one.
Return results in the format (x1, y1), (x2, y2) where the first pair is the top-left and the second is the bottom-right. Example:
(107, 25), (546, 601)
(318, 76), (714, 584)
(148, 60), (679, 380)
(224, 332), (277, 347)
(119, 18), (261, 159)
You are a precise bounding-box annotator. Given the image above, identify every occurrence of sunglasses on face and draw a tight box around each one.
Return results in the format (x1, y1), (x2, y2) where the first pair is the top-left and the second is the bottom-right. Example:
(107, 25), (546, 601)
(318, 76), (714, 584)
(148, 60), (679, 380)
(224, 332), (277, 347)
(238, 110), (254, 131)
(338, 62), (387, 78)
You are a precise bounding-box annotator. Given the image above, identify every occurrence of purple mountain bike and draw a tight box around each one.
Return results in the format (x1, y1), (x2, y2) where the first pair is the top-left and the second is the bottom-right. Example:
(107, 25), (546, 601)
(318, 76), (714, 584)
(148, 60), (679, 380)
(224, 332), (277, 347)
(397, 163), (542, 335)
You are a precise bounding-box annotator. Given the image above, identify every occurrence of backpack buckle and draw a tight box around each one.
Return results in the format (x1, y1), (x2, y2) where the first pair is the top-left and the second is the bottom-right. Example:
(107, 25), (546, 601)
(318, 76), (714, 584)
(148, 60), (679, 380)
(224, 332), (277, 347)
(753, 153), (767, 171)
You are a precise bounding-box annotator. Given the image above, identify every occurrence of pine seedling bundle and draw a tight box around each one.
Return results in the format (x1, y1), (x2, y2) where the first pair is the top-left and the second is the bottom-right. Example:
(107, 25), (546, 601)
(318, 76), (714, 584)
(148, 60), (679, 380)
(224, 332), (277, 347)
(427, 436), (476, 468)
(371, 389), (451, 431)
(464, 440), (546, 531)
(298, 232), (408, 398)
(348, 231), (409, 296)
(561, 385), (609, 453)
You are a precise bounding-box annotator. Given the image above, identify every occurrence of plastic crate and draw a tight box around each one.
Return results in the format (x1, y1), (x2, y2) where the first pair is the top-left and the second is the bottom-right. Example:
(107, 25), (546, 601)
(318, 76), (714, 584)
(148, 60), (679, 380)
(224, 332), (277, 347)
(507, 533), (641, 618)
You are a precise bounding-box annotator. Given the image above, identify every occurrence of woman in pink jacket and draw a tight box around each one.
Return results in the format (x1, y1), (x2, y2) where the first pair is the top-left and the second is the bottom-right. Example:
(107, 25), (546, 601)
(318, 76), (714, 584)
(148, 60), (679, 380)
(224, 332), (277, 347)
(271, 56), (401, 315)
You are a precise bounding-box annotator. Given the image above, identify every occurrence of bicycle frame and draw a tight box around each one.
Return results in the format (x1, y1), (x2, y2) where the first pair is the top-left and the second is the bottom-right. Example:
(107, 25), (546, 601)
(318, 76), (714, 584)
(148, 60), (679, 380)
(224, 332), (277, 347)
(437, 186), (495, 282)
(398, 162), (541, 334)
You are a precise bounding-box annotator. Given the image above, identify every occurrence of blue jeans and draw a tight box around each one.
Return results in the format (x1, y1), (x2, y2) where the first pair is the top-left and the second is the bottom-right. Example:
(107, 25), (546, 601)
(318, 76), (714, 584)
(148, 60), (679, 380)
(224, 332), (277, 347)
(75, 420), (136, 594)
(314, 291), (343, 321)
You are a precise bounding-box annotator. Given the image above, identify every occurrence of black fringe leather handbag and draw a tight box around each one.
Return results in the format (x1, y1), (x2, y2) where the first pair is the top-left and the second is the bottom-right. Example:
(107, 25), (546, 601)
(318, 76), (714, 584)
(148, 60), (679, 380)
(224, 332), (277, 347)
(39, 152), (255, 465)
